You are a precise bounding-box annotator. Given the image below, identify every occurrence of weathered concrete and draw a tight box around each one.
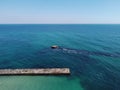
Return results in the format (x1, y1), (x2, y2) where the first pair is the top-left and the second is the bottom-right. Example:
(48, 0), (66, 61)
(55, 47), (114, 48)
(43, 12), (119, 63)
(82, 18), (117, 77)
(0, 68), (70, 75)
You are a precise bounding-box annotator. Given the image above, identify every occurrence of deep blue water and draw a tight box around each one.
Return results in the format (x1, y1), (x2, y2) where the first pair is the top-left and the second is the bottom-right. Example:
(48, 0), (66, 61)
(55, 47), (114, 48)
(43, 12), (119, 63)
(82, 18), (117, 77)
(0, 24), (120, 90)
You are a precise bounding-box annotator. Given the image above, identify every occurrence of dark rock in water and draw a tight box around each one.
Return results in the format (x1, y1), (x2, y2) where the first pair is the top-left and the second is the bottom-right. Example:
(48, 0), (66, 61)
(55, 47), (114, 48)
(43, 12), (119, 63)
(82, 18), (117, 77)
(38, 46), (120, 58)
(51, 45), (59, 49)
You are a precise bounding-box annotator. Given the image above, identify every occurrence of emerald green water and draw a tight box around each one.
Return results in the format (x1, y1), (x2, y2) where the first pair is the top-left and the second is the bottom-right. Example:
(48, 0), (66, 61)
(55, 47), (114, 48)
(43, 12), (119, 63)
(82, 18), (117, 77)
(0, 76), (83, 90)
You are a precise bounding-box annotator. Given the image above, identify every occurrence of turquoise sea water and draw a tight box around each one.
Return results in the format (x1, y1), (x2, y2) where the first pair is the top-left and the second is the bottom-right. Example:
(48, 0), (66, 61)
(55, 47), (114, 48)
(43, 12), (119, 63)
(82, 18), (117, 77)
(0, 24), (120, 90)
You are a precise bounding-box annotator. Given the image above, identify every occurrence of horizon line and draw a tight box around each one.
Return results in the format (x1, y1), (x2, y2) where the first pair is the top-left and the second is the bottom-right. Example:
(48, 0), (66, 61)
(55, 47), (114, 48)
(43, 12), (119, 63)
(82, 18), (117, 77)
(0, 23), (120, 25)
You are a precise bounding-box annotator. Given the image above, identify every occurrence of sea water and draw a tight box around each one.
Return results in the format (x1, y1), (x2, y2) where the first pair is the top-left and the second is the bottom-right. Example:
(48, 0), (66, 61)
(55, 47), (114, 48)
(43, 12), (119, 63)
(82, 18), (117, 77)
(0, 24), (120, 90)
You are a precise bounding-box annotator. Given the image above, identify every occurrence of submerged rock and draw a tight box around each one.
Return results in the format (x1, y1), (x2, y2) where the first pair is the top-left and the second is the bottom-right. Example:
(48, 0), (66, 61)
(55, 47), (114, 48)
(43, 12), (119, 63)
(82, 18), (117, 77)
(38, 45), (120, 58)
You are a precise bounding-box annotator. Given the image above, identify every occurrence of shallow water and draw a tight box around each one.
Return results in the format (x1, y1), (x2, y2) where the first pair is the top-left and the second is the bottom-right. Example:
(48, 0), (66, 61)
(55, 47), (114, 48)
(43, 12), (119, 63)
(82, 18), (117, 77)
(0, 24), (120, 90)
(0, 76), (83, 90)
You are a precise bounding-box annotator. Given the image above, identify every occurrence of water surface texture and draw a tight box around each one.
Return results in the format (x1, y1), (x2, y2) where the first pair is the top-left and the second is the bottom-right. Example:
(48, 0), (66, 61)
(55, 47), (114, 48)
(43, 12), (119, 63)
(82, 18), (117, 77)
(0, 24), (120, 90)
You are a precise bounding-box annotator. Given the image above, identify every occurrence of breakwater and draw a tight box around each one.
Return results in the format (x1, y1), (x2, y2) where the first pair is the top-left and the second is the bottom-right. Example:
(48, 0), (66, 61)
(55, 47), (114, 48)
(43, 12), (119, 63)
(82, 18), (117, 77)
(0, 68), (70, 75)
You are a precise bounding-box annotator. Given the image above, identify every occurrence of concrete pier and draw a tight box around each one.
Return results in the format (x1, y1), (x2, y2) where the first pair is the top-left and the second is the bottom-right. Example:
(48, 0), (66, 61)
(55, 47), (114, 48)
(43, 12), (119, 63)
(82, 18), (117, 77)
(0, 68), (70, 75)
